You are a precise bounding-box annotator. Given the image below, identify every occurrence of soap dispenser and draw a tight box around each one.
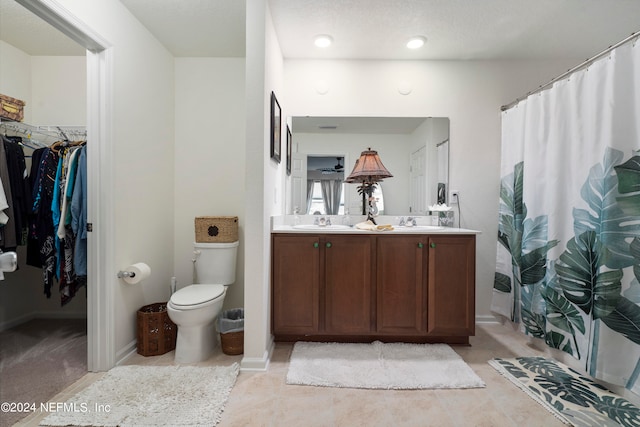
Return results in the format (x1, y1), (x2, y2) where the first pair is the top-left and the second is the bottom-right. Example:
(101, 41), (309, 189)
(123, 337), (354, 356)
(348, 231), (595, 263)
(343, 209), (351, 226)
(293, 206), (301, 225)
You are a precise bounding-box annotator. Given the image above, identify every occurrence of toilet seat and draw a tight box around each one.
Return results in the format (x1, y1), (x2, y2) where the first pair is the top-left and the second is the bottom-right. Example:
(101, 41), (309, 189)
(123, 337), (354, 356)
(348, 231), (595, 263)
(170, 284), (225, 308)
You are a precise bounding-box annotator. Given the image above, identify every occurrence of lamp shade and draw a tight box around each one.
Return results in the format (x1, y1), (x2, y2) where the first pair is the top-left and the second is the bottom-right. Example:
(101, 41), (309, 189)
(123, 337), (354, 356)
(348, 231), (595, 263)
(345, 149), (393, 183)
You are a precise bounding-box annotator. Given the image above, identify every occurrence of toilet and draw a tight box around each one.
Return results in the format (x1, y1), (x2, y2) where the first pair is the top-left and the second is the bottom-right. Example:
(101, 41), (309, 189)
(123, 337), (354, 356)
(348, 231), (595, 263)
(167, 240), (239, 363)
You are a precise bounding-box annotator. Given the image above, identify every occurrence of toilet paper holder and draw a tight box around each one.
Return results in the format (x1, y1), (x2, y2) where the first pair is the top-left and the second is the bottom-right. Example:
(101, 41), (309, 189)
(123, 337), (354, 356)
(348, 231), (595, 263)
(117, 262), (151, 284)
(117, 270), (136, 279)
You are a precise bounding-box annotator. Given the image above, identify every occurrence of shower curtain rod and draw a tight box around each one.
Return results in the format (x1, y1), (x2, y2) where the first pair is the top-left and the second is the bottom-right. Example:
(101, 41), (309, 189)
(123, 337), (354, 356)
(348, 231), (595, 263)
(501, 31), (639, 112)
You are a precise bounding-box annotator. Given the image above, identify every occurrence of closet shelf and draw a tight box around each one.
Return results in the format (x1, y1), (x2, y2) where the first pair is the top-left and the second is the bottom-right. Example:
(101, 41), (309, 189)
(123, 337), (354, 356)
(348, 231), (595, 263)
(1, 119), (86, 147)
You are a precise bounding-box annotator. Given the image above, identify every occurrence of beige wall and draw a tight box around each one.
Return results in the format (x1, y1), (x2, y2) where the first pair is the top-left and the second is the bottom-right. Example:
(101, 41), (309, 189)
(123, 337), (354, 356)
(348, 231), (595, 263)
(173, 57), (246, 311)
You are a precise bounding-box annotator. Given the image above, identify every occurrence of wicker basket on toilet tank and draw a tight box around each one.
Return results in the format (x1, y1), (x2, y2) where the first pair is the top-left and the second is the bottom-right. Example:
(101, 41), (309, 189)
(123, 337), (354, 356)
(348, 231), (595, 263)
(195, 216), (238, 243)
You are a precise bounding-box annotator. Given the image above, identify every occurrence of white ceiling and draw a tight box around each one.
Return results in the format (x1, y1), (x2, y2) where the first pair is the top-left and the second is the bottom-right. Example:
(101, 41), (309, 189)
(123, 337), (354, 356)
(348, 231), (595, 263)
(1, 0), (639, 61)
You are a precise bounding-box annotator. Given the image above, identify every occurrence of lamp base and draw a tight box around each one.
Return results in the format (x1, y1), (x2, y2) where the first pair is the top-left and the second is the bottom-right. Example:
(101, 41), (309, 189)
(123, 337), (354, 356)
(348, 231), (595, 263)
(366, 212), (377, 225)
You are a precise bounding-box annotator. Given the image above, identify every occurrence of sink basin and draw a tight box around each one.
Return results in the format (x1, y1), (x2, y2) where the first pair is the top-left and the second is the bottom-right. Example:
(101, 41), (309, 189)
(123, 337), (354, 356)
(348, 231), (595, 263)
(293, 224), (352, 230)
(395, 225), (444, 231)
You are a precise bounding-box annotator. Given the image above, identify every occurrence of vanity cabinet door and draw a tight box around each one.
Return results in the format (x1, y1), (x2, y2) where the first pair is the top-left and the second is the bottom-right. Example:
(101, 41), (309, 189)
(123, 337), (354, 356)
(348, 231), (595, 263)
(376, 235), (426, 335)
(426, 235), (475, 336)
(272, 235), (320, 335)
(324, 235), (374, 334)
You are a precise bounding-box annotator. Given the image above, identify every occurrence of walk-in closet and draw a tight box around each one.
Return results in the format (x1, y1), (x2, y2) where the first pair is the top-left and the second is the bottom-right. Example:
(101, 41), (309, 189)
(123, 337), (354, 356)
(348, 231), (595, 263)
(0, 4), (89, 424)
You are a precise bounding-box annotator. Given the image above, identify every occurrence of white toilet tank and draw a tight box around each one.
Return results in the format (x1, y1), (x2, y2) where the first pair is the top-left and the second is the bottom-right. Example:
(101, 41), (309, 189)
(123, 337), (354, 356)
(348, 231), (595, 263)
(194, 241), (239, 285)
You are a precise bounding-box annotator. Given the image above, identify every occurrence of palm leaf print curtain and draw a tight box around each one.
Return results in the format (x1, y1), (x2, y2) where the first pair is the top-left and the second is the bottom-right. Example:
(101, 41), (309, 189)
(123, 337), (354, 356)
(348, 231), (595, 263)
(493, 37), (640, 395)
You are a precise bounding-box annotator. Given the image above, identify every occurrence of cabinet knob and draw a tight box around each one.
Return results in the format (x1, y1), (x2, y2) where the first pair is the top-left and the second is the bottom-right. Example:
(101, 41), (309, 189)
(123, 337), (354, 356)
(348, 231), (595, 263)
(430, 242), (436, 248)
(417, 243), (424, 248)
(313, 242), (319, 248)
(326, 242), (332, 248)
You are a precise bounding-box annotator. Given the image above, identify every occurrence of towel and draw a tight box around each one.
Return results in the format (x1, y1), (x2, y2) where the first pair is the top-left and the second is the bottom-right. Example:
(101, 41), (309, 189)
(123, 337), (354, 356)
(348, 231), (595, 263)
(355, 220), (394, 231)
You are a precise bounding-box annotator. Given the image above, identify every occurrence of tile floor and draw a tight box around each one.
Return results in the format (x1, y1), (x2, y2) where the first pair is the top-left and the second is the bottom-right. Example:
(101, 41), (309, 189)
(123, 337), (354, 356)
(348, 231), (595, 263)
(16, 323), (567, 427)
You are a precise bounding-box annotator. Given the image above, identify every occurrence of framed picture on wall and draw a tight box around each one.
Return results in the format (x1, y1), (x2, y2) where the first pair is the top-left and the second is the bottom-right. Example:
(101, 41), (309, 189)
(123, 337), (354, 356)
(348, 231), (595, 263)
(270, 91), (281, 163)
(286, 125), (292, 175)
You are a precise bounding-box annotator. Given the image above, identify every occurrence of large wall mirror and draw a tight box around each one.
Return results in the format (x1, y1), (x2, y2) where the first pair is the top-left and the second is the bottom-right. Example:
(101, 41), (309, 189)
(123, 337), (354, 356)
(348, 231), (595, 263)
(288, 117), (449, 216)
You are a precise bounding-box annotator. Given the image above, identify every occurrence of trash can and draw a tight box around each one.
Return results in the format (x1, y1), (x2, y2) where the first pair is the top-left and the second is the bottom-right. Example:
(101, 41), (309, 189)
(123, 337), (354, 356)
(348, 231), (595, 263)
(136, 302), (177, 357)
(218, 308), (244, 355)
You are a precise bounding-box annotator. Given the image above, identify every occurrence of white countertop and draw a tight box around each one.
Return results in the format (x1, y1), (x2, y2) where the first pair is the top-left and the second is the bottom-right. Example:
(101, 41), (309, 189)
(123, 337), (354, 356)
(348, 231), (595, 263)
(271, 224), (480, 234)
(271, 215), (480, 235)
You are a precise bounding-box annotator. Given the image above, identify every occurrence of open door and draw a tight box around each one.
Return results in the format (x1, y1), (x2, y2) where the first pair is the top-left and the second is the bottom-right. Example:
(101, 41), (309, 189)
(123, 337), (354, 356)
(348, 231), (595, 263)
(291, 152), (307, 213)
(409, 146), (427, 214)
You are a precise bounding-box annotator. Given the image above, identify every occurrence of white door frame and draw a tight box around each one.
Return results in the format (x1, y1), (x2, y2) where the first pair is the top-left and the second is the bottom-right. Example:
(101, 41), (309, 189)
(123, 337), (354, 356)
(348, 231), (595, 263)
(17, 0), (115, 371)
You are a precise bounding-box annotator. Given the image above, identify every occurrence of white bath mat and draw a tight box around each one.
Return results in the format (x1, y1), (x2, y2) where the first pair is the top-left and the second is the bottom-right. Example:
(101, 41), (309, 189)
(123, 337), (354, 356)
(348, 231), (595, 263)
(286, 341), (485, 390)
(40, 363), (239, 427)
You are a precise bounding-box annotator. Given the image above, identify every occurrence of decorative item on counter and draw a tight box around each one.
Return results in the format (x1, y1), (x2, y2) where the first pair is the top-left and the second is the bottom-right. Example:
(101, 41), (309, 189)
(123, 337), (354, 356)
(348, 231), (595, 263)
(428, 203), (452, 212)
(428, 204), (454, 227)
(345, 148), (393, 225)
(355, 220), (394, 231)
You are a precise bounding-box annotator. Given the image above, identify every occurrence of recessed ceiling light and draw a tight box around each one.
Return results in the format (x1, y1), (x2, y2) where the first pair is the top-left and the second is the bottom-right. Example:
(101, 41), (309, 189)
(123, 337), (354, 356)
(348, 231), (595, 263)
(314, 35), (333, 48)
(407, 36), (426, 49)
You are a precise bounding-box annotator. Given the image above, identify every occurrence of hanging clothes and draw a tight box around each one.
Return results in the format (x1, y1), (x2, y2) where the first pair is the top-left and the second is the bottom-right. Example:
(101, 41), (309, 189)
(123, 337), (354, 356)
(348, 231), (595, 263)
(26, 147), (46, 267)
(27, 143), (87, 304)
(3, 136), (32, 248)
(0, 177), (9, 226)
(1, 122), (88, 305)
(55, 145), (84, 305)
(70, 146), (87, 278)
(0, 138), (17, 250)
(32, 148), (59, 298)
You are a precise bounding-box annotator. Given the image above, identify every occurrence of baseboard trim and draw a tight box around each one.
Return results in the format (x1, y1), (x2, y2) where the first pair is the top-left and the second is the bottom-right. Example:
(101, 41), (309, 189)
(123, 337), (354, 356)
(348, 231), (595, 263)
(0, 312), (36, 332)
(0, 312), (87, 332)
(240, 337), (274, 371)
(116, 339), (137, 366)
(476, 314), (500, 324)
(36, 311), (87, 320)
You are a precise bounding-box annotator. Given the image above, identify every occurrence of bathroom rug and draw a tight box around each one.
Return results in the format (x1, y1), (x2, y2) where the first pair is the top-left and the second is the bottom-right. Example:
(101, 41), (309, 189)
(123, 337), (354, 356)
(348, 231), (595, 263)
(40, 363), (239, 427)
(286, 341), (485, 389)
(489, 357), (640, 427)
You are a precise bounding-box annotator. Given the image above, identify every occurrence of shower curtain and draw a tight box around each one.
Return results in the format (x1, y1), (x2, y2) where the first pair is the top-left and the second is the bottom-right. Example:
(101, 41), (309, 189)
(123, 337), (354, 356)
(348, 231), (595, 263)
(492, 37), (640, 395)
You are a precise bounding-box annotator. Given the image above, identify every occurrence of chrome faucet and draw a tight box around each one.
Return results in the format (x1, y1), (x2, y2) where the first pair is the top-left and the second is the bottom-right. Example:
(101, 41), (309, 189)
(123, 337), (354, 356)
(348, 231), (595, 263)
(314, 216), (331, 226)
(398, 216), (417, 227)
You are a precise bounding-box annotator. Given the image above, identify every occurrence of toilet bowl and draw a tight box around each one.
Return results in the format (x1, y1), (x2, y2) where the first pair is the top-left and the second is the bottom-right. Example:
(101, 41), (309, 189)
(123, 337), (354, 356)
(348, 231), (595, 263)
(167, 284), (226, 363)
(167, 241), (238, 364)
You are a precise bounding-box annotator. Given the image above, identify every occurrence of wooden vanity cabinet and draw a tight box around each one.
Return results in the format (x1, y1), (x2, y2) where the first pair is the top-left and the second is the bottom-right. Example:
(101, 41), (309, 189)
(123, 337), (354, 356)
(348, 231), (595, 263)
(323, 235), (374, 334)
(376, 235), (426, 335)
(271, 235), (320, 335)
(427, 235), (476, 337)
(271, 232), (476, 343)
(271, 234), (374, 337)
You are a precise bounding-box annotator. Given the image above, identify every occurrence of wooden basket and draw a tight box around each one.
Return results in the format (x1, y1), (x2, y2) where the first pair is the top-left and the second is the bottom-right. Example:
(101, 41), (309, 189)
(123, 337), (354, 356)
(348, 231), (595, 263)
(195, 216), (238, 243)
(220, 330), (244, 355)
(0, 94), (25, 122)
(136, 302), (177, 357)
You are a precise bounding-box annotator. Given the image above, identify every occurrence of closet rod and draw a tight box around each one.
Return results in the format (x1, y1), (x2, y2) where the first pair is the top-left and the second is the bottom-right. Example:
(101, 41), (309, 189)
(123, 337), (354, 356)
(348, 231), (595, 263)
(501, 31), (640, 112)
(0, 120), (86, 139)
